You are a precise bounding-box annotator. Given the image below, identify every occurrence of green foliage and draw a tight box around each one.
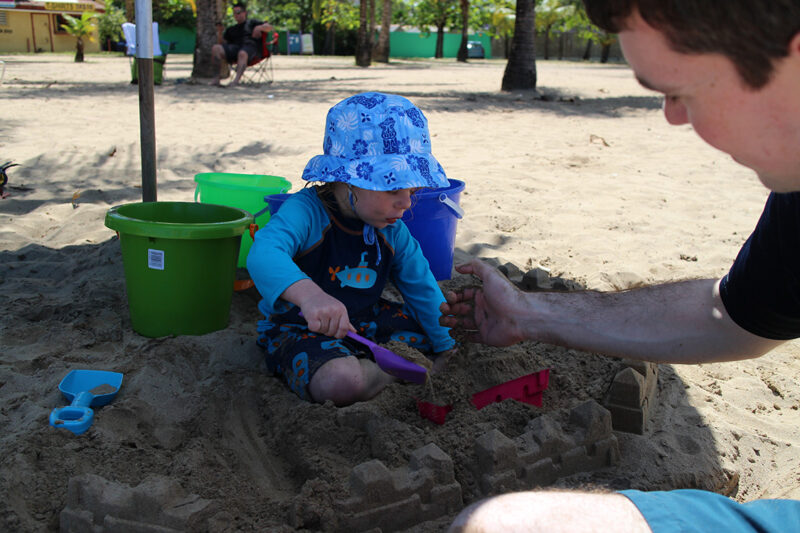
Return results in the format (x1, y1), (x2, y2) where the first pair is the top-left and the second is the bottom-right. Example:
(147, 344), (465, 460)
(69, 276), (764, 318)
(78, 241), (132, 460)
(318, 0), (359, 30)
(555, 0), (617, 47)
(391, 0), (416, 29)
(470, 0), (514, 38)
(535, 0), (571, 33)
(155, 0), (196, 30)
(97, 0), (126, 43)
(250, 0), (316, 32)
(61, 11), (98, 40)
(412, 0), (460, 34)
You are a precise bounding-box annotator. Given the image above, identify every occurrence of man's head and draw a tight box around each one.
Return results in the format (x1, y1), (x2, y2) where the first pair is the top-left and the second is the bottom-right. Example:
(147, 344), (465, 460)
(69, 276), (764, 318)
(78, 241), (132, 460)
(232, 2), (247, 23)
(583, 0), (800, 192)
(583, 0), (800, 89)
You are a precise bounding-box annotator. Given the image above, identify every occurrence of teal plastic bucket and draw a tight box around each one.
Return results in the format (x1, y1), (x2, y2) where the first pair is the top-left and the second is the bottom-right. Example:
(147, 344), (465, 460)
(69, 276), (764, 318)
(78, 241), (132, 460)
(105, 202), (253, 337)
(194, 173), (291, 268)
(264, 179), (465, 280)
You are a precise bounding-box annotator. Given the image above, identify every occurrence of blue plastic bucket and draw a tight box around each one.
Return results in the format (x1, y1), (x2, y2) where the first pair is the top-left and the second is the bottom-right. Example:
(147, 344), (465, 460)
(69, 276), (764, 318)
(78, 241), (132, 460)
(264, 179), (465, 280)
(402, 179), (465, 280)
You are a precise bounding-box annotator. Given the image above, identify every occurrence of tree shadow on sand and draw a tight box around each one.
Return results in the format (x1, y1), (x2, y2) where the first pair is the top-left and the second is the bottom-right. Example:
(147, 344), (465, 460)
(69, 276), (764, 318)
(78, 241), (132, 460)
(0, 55), (660, 120)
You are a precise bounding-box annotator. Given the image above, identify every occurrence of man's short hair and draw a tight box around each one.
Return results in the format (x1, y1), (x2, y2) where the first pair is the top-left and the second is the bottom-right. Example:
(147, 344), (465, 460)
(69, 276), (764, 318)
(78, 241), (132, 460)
(233, 1), (247, 12)
(583, 0), (800, 89)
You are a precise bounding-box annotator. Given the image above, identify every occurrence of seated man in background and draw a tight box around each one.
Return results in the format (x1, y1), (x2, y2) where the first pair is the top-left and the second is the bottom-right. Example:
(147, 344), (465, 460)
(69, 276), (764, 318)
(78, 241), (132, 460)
(210, 1), (272, 87)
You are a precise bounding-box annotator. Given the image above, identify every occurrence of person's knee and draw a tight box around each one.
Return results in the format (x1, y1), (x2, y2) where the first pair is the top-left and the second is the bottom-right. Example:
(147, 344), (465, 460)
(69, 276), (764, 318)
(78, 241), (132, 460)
(309, 358), (369, 406)
(448, 491), (651, 533)
(237, 49), (249, 64)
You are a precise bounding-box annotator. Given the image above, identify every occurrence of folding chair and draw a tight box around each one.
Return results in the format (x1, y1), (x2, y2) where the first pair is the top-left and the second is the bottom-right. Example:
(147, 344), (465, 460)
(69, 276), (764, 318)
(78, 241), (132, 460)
(240, 31), (278, 85)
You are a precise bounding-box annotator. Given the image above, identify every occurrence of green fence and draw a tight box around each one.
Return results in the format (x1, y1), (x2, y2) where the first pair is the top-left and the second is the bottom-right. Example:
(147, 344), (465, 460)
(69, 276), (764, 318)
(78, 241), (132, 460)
(159, 27), (492, 59)
(389, 32), (491, 59)
(159, 26), (196, 54)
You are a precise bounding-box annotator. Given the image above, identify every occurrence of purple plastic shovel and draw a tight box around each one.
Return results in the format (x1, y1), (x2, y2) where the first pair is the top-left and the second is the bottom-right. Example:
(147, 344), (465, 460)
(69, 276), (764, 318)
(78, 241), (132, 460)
(298, 312), (427, 383)
(346, 330), (428, 384)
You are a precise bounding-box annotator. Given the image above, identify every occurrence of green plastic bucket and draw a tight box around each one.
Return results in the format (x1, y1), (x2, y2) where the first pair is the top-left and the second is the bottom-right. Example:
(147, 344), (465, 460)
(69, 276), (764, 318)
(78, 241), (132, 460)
(194, 173), (291, 268)
(105, 202), (253, 337)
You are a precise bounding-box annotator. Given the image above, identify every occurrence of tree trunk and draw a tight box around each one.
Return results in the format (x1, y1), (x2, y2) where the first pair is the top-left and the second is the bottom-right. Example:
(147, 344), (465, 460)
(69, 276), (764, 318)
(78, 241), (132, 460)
(374, 0), (391, 62)
(355, 0), (371, 66)
(501, 0), (536, 91)
(601, 43), (610, 63)
(582, 40), (592, 60)
(324, 22), (337, 55)
(75, 37), (84, 62)
(192, 0), (225, 79)
(368, 0), (376, 54)
(543, 26), (551, 59)
(435, 24), (445, 59)
(456, 0), (469, 62)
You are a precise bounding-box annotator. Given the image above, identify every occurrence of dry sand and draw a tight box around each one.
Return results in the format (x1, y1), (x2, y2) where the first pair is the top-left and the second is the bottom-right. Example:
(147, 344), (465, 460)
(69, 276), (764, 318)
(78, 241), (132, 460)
(1, 53), (799, 531)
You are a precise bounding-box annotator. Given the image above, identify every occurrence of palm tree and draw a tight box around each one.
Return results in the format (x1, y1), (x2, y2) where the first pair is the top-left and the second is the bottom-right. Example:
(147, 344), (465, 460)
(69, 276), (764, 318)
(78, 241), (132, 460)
(192, 0), (225, 79)
(356, 0), (371, 66)
(61, 12), (97, 62)
(456, 0), (469, 62)
(374, 0), (391, 62)
(501, 0), (536, 91)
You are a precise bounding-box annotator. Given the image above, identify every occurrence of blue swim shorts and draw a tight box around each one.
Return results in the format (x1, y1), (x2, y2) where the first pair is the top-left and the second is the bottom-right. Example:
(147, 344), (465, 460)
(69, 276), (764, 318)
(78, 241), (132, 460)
(621, 489), (800, 533)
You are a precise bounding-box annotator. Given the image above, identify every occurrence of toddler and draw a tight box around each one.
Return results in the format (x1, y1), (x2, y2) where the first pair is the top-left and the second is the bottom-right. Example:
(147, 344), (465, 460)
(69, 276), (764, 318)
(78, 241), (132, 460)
(247, 92), (456, 405)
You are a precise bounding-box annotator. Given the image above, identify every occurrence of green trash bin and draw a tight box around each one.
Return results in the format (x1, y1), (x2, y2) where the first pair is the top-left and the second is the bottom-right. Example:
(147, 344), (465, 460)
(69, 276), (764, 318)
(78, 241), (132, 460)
(131, 55), (166, 85)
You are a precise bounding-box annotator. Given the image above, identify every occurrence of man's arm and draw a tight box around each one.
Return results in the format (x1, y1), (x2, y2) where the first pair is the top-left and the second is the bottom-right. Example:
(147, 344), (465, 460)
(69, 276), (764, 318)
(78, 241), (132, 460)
(251, 21), (274, 39)
(440, 259), (783, 364)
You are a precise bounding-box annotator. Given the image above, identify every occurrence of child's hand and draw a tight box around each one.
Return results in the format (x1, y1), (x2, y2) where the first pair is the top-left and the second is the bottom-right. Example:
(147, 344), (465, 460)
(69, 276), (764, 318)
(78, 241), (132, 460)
(282, 279), (354, 338)
(299, 294), (353, 339)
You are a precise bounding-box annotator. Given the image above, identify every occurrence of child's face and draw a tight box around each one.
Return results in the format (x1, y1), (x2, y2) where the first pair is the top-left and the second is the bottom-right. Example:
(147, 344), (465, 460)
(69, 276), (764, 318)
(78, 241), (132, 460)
(352, 186), (418, 229)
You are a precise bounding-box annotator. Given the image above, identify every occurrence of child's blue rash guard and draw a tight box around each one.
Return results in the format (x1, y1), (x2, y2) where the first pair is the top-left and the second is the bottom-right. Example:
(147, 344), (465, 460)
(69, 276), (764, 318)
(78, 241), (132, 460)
(247, 187), (455, 353)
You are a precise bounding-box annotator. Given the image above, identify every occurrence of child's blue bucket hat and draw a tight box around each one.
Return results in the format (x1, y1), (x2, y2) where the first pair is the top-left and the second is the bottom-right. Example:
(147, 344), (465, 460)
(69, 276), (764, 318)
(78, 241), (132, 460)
(302, 92), (449, 191)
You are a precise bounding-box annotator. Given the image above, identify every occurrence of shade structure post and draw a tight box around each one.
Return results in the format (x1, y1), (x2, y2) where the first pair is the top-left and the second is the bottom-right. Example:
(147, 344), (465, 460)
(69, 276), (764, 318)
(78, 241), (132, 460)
(135, 0), (157, 202)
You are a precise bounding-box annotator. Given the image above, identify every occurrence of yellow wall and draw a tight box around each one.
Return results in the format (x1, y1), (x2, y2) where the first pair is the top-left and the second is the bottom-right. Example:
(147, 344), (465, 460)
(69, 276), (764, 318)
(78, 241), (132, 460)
(0, 9), (101, 53)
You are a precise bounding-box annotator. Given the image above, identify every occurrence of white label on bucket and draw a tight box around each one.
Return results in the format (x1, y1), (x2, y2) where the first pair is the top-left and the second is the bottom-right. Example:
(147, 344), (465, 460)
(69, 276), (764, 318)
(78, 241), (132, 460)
(148, 249), (165, 270)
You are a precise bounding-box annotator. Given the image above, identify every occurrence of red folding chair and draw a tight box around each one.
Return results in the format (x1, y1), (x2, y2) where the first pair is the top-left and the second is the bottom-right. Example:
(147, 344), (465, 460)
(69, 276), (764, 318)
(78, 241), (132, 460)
(241, 31), (278, 85)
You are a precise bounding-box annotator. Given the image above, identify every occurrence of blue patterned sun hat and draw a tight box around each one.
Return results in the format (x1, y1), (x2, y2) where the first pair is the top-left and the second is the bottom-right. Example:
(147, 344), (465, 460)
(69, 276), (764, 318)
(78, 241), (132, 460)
(302, 92), (449, 191)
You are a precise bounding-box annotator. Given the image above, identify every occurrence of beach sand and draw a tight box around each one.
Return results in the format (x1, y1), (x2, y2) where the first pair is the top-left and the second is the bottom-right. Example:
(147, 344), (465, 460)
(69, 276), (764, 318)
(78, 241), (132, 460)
(1, 53), (799, 531)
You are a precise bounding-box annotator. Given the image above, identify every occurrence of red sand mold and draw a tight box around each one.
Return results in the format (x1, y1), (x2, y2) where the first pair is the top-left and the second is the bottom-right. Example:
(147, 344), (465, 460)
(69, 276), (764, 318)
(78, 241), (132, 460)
(471, 368), (550, 410)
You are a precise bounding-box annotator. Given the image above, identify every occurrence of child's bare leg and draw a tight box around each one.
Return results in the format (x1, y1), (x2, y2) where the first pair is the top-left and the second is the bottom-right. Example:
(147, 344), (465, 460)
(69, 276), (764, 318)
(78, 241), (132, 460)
(309, 356), (395, 406)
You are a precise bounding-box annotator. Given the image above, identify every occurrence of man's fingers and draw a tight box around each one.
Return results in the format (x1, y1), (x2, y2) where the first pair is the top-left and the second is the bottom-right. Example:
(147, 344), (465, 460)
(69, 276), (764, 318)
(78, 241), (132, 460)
(444, 288), (479, 305)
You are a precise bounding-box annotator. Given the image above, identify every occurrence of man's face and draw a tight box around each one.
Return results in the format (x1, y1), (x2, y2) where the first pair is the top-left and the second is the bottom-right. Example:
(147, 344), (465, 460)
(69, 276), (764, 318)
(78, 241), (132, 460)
(619, 11), (800, 192)
(233, 6), (247, 24)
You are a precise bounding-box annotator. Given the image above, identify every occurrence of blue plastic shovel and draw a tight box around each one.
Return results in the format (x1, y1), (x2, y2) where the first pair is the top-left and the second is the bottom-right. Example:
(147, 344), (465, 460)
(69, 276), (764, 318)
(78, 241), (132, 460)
(49, 369), (124, 435)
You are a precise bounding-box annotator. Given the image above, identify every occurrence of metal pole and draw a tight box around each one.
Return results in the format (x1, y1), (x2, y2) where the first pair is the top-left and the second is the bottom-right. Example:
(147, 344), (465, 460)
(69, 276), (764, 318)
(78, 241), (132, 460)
(135, 0), (157, 202)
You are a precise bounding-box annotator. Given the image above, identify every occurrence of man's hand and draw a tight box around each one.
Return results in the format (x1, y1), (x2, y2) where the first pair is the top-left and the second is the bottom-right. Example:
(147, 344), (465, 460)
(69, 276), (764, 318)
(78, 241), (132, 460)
(439, 259), (528, 347)
(252, 22), (273, 39)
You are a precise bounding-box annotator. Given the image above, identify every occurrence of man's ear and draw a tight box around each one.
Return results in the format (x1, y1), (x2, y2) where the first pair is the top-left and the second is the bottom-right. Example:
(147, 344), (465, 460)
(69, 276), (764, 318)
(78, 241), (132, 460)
(789, 31), (800, 58)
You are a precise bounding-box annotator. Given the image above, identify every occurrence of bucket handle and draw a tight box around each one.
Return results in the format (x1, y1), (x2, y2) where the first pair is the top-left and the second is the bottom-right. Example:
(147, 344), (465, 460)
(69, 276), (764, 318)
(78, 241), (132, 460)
(439, 193), (464, 219)
(194, 185), (200, 203)
(253, 205), (270, 219)
(232, 224), (260, 292)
